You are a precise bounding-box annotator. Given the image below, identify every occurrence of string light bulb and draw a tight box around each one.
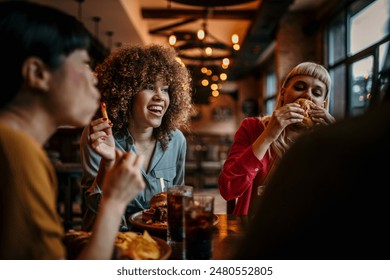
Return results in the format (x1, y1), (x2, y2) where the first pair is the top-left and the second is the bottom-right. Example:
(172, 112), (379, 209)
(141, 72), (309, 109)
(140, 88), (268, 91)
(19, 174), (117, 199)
(169, 34), (176, 46)
(231, 34), (239, 44)
(222, 58), (230, 66)
(197, 29), (205, 40)
(205, 47), (213, 56)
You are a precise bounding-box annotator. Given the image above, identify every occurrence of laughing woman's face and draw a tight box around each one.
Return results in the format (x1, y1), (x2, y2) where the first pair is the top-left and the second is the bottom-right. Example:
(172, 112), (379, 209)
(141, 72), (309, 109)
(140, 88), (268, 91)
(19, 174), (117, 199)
(131, 79), (170, 129)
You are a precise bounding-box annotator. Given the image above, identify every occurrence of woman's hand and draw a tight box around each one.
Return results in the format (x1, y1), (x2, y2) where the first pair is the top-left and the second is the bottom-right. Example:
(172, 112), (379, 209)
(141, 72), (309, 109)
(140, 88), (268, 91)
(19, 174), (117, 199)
(88, 118), (115, 162)
(309, 105), (336, 126)
(102, 150), (145, 207)
(264, 103), (305, 140)
(79, 151), (145, 260)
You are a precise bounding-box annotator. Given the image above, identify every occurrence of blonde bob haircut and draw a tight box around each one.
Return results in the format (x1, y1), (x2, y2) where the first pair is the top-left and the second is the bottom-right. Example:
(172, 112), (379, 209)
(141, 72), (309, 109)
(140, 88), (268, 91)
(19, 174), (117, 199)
(275, 62), (331, 110)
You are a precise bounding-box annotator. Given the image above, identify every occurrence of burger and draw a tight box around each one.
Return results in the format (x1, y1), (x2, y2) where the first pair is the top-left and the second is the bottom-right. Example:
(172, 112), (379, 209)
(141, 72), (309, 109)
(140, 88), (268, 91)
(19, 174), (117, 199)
(293, 98), (316, 129)
(142, 192), (167, 225)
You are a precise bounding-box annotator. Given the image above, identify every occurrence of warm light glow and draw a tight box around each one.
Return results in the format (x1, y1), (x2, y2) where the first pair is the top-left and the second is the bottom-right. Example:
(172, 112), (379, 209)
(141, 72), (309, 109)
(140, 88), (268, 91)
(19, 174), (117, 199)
(201, 79), (209, 86)
(201, 67), (208, 74)
(211, 83), (218, 91)
(175, 57), (185, 67)
(222, 58), (230, 65)
(220, 73), (227, 80)
(233, 44), (240, 51)
(212, 90), (219, 97)
(232, 34), (239, 44)
(197, 29), (205, 40)
(205, 47), (213, 56)
(169, 34), (176, 46)
(222, 64), (229, 69)
(206, 69), (212, 76)
(212, 75), (219, 82)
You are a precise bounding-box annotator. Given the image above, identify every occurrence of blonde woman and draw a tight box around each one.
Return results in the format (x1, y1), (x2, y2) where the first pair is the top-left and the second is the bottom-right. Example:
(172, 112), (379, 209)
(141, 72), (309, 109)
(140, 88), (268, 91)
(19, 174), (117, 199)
(218, 62), (335, 215)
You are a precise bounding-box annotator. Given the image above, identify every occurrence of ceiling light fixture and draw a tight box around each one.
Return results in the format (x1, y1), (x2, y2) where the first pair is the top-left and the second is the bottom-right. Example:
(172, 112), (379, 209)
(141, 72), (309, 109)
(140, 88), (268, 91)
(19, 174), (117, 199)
(74, 0), (84, 20)
(162, 1), (256, 100)
(105, 31), (114, 51)
(92, 16), (101, 40)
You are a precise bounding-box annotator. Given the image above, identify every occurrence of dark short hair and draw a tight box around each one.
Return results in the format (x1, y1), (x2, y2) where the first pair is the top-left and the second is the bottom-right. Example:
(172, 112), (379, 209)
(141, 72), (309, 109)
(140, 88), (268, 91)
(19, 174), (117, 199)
(0, 1), (91, 107)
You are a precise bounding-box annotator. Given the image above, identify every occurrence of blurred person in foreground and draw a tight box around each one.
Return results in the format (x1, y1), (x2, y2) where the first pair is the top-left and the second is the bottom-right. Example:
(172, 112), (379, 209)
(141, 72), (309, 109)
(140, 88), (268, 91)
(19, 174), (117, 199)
(80, 44), (193, 231)
(0, 1), (145, 259)
(219, 62), (335, 215)
(234, 61), (390, 259)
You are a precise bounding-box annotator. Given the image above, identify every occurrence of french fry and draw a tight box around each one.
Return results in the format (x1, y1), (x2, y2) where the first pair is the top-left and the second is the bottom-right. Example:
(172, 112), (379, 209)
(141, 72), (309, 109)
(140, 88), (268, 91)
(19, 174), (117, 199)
(115, 231), (161, 260)
(100, 102), (108, 119)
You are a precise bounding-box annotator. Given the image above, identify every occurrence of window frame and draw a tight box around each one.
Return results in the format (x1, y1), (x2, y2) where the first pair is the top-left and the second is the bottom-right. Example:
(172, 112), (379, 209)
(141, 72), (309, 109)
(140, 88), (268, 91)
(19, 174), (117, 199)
(326, 0), (389, 118)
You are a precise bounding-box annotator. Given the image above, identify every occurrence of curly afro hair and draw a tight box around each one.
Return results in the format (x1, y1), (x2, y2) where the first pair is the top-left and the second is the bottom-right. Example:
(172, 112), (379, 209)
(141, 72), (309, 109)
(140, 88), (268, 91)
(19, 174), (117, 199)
(94, 44), (193, 150)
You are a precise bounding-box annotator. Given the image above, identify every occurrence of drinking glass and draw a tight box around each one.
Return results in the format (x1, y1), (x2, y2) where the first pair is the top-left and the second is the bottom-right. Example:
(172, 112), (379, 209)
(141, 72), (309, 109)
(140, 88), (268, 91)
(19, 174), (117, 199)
(184, 194), (214, 260)
(166, 185), (193, 244)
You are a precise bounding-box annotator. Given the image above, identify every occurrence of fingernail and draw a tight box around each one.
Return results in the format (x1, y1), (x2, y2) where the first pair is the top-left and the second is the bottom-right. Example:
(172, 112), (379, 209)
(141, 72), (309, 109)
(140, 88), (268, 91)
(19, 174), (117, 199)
(103, 118), (108, 121)
(108, 122), (113, 126)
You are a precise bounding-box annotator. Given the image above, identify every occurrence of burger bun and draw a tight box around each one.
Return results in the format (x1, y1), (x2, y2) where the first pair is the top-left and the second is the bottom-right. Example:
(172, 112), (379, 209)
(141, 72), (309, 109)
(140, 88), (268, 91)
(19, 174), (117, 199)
(150, 192), (167, 208)
(293, 98), (316, 129)
(142, 192), (168, 224)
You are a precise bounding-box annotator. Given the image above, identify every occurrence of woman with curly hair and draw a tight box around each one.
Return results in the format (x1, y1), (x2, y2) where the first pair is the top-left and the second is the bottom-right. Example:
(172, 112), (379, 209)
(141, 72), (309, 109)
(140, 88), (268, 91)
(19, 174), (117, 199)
(218, 62), (335, 216)
(80, 44), (193, 231)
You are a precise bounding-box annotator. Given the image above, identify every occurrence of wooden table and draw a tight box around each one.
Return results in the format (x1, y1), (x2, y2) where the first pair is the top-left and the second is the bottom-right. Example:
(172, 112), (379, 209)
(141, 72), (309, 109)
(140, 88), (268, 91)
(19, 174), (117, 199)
(65, 214), (248, 260)
(210, 214), (248, 259)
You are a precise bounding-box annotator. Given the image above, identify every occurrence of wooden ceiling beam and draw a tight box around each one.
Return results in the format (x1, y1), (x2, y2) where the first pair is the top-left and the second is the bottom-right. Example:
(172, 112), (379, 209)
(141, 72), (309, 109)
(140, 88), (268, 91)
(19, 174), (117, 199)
(149, 18), (199, 34)
(142, 9), (256, 20)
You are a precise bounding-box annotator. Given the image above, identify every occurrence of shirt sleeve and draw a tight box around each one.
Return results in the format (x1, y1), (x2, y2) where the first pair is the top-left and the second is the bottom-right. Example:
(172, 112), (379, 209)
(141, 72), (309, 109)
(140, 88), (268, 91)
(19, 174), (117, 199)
(218, 118), (270, 201)
(78, 125), (103, 228)
(79, 126), (102, 195)
(173, 131), (186, 186)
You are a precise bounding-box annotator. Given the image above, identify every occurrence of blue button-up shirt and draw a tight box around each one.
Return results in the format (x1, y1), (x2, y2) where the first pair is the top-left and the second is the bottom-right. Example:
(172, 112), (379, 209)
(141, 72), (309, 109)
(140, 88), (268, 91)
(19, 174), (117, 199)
(79, 125), (186, 230)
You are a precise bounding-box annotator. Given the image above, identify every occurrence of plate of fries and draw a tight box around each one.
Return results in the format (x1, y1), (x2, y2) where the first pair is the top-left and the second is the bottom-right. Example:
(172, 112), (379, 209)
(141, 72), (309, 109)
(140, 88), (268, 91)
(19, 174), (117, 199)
(64, 230), (171, 260)
(115, 230), (171, 260)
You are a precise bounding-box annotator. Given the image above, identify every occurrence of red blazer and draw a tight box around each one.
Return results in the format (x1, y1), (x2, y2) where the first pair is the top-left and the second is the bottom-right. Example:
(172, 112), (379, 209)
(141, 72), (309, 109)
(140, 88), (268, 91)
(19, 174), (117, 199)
(219, 117), (273, 215)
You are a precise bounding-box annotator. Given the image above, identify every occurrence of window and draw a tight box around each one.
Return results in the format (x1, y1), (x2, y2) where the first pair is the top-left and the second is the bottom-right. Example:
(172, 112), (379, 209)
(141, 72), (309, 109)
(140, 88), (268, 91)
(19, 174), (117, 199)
(264, 71), (277, 115)
(350, 0), (389, 55)
(327, 0), (390, 118)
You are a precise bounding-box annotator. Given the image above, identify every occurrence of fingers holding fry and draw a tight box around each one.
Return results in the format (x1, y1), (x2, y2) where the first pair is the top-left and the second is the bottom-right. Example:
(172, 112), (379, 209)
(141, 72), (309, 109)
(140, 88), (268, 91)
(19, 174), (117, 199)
(100, 102), (108, 119)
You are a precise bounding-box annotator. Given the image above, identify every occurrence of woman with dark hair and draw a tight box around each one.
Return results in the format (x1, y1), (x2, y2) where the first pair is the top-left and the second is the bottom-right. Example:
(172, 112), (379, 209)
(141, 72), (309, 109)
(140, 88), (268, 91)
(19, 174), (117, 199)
(80, 44), (193, 230)
(0, 1), (145, 259)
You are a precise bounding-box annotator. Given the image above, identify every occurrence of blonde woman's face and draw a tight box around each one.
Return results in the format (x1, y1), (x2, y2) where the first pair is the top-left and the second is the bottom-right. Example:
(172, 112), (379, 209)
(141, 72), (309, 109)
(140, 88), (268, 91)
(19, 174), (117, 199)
(283, 75), (327, 107)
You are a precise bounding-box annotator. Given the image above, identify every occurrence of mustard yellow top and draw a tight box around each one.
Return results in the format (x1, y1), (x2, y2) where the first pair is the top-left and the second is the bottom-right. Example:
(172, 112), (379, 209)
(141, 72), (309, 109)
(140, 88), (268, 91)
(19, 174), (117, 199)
(0, 123), (65, 259)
